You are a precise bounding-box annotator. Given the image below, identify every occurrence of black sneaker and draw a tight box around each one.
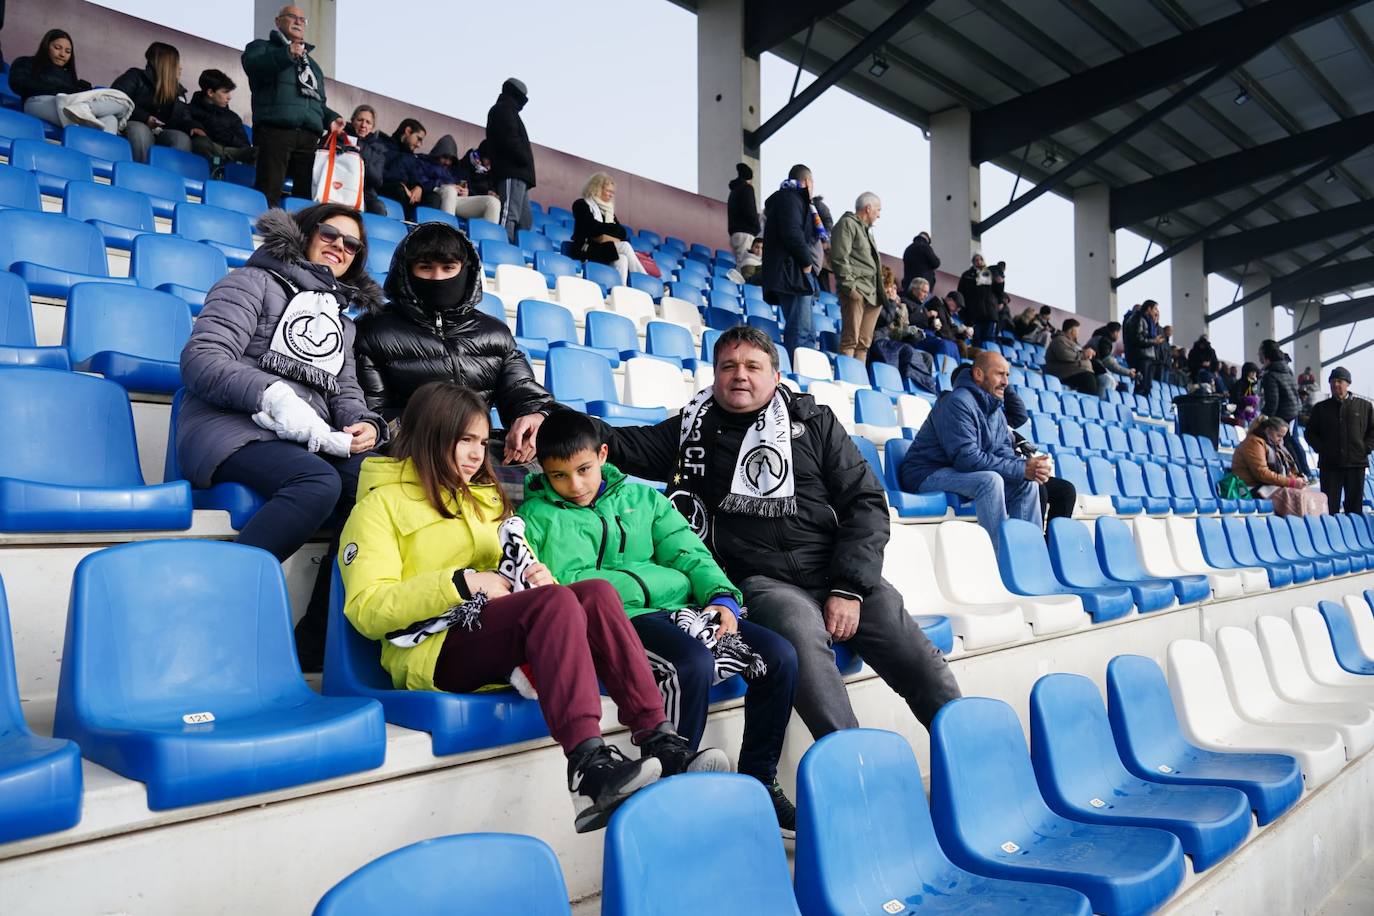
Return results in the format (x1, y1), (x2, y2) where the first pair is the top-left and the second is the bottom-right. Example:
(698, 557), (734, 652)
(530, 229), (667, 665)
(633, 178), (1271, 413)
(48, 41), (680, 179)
(765, 779), (797, 838)
(637, 723), (731, 776)
(567, 739), (662, 834)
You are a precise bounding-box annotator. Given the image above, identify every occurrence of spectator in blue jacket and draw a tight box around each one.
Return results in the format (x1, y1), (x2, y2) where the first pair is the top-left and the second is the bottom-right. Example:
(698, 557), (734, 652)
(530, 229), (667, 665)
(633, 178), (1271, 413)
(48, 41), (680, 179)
(897, 350), (1048, 553)
(381, 117), (427, 220)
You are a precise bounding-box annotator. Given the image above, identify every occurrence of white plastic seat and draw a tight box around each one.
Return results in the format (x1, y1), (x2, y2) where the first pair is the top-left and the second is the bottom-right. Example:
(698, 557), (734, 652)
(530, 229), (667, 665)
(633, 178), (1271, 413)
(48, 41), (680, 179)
(1164, 517), (1268, 594)
(896, 394), (931, 431)
(622, 356), (690, 412)
(1341, 594), (1374, 660)
(494, 264), (551, 314)
(1292, 605), (1374, 689)
(606, 286), (657, 329)
(933, 520), (1086, 635)
(1134, 516), (1245, 598)
(1167, 638), (1345, 788)
(792, 347), (833, 382)
(808, 381), (854, 434)
(1256, 615), (1374, 708)
(1215, 626), (1374, 758)
(552, 275), (604, 326)
(882, 525), (1027, 650)
(659, 297), (705, 339)
(693, 364), (715, 391)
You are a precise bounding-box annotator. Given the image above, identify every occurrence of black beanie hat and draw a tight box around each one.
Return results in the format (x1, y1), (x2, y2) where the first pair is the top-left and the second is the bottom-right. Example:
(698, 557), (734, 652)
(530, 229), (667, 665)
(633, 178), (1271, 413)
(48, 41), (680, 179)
(736, 162), (753, 180)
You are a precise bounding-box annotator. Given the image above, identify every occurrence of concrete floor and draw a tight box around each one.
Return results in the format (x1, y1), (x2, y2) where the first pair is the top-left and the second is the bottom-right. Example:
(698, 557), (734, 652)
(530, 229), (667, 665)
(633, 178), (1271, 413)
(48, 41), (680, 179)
(1318, 851), (1374, 915)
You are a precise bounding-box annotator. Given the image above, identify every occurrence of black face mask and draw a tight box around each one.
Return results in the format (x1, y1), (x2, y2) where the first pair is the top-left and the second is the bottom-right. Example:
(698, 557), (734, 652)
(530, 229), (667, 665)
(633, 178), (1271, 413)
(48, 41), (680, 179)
(408, 273), (466, 310)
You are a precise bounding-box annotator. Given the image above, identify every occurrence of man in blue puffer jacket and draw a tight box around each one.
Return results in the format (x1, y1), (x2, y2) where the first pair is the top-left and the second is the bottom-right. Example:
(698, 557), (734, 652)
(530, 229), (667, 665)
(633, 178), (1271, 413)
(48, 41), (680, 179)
(898, 350), (1049, 553)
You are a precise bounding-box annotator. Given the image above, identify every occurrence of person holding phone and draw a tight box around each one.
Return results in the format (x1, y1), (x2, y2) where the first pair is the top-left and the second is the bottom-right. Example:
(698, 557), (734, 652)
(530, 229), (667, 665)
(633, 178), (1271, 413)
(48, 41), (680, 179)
(415, 135), (502, 225)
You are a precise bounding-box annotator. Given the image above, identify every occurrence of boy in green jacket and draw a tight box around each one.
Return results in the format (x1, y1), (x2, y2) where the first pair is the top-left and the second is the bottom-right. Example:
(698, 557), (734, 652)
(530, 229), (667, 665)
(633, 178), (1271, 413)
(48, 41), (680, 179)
(520, 409), (800, 833)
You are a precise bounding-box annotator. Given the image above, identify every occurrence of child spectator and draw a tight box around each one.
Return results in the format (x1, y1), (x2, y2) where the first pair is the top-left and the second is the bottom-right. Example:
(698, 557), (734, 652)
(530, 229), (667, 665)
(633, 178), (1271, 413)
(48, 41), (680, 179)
(189, 69), (255, 171)
(518, 410), (798, 833)
(339, 383), (725, 832)
(737, 236), (763, 283)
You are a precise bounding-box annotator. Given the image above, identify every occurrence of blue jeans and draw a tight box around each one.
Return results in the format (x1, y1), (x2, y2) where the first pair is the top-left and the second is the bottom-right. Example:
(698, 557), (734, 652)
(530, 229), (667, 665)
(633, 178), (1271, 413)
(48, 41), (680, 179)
(777, 292), (816, 354)
(917, 467), (1040, 554)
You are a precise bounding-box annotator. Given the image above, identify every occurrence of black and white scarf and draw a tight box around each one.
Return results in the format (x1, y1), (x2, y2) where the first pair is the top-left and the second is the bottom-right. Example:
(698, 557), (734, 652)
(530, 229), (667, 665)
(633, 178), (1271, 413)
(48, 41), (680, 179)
(668, 387), (796, 541)
(257, 269), (347, 395)
(671, 608), (768, 684)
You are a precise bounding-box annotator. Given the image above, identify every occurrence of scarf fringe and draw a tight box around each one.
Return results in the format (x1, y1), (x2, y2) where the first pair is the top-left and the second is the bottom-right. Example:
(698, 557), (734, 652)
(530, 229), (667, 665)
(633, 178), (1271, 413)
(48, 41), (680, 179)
(259, 350), (341, 396)
(385, 591), (488, 647)
(718, 493), (798, 517)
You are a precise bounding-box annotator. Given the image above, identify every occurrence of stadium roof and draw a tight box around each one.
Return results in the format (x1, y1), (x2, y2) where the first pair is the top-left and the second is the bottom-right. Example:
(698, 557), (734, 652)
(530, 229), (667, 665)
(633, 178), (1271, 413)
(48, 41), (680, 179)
(684, 0), (1374, 307)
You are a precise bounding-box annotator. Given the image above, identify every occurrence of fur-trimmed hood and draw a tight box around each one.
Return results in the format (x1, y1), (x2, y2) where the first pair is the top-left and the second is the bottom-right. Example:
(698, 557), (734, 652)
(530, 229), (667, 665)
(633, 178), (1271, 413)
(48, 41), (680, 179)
(249, 208), (383, 311)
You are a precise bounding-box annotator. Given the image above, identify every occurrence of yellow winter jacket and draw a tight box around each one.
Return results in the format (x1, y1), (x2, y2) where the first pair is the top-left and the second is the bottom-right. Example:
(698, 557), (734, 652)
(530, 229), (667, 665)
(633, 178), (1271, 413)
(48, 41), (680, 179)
(337, 456), (507, 691)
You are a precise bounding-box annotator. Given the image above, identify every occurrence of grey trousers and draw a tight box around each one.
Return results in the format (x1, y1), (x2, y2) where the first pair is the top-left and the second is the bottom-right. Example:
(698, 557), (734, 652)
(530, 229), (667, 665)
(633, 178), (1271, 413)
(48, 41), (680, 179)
(123, 121), (192, 164)
(498, 177), (533, 243)
(740, 574), (962, 739)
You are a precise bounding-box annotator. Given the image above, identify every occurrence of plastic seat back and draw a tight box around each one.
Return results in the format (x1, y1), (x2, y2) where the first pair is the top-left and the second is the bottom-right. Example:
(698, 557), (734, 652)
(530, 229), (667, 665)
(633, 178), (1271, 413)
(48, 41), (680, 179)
(1116, 458), (1150, 500)
(628, 272), (663, 300)
(0, 209), (108, 276)
(585, 310), (640, 353)
(516, 299), (576, 345)
(1142, 461), (1172, 500)
(534, 249), (578, 280)
(1059, 418), (1086, 450)
(130, 233), (228, 292)
(1318, 600), (1374, 673)
(313, 833), (571, 916)
(112, 160), (187, 206)
(623, 356), (689, 411)
(1105, 655), (1192, 772)
(1341, 513), (1374, 551)
(854, 388), (898, 426)
(583, 260), (620, 292)
(1055, 452), (1093, 494)
(63, 180), (155, 233)
(0, 163), (41, 211)
(1187, 465), (1219, 504)
(998, 518), (1065, 595)
(544, 346), (617, 404)
(1288, 515), (1326, 561)
(481, 238), (524, 269)
(202, 179), (268, 218)
(1224, 516), (1269, 565)
(1084, 422), (1110, 453)
(0, 271), (38, 349)
(174, 202), (254, 248)
(1265, 515), (1306, 563)
(792, 347), (833, 381)
(602, 774), (800, 916)
(1087, 456), (1124, 497)
(645, 320), (695, 362)
(9, 138), (93, 185)
(466, 217), (505, 243)
(1031, 673), (1140, 805)
(517, 229), (554, 253)
(63, 283), (192, 367)
(1048, 517), (1111, 588)
(0, 109), (47, 152)
(1095, 515), (1151, 580)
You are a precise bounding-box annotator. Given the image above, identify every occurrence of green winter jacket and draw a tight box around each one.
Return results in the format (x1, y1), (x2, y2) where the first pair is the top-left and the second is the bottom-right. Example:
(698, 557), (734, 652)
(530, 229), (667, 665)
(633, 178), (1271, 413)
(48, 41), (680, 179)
(241, 31), (339, 132)
(518, 463), (741, 618)
(829, 210), (885, 305)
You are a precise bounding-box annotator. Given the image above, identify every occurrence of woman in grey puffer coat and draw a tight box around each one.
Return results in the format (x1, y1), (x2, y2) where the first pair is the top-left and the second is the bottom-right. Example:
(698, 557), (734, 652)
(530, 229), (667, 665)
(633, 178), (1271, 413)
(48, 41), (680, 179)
(177, 204), (386, 667)
(1258, 338), (1311, 478)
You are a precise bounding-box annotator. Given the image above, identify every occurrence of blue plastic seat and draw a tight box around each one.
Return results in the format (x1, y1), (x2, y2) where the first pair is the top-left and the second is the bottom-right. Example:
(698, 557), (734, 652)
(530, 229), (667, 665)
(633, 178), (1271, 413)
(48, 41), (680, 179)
(63, 283), (190, 393)
(63, 180), (156, 250)
(378, 196), (405, 220)
(1290, 515), (1350, 575)
(518, 229), (554, 253)
(163, 389), (263, 529)
(1185, 463), (1234, 513)
(466, 217), (505, 244)
(1219, 516), (1298, 586)
(7, 138), (93, 195)
(1317, 600), (1374, 675)
(1030, 673), (1250, 872)
(130, 233), (228, 313)
(112, 160), (186, 218)
(628, 272), (663, 300)
(881, 438), (952, 517)
(1049, 518), (1175, 613)
(1264, 515), (1326, 579)
(1141, 461), (1190, 513)
(603, 774), (801, 916)
(795, 729), (1091, 916)
(0, 162), (42, 211)
(220, 162), (257, 188)
(534, 249), (579, 283)
(0, 270), (69, 369)
(411, 205), (459, 228)
(1165, 463), (1206, 513)
(53, 541), (385, 809)
(1096, 516), (1210, 604)
(1106, 655), (1302, 826)
(359, 211), (409, 247)
(746, 314), (782, 343)
(173, 202), (255, 266)
(1321, 515), (1372, 569)
(0, 366), (192, 531)
(61, 124), (132, 179)
(998, 518), (1135, 622)
(585, 309), (645, 362)
(322, 567), (547, 756)
(930, 697), (1185, 916)
(1340, 513), (1374, 556)
(644, 320), (699, 370)
(1083, 421), (1110, 454)
(515, 299), (577, 359)
(480, 238), (525, 274)
(543, 346), (665, 425)
(703, 304), (741, 331)
(0, 209), (134, 298)
(0, 577), (83, 843)
(202, 179), (268, 218)
(365, 237), (396, 276)
(313, 833), (571, 916)
(581, 260), (620, 294)
(868, 360), (905, 399)
(1085, 456), (1143, 514)
(0, 108), (47, 157)
(148, 145), (209, 195)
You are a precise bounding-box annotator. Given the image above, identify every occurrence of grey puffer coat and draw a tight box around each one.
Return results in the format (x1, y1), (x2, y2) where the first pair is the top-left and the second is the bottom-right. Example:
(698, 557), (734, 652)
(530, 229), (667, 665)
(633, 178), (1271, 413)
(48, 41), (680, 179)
(176, 209), (386, 488)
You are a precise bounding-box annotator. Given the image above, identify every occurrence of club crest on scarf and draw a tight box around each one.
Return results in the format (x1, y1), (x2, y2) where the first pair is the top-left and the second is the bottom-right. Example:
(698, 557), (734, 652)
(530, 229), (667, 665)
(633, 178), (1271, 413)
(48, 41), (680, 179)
(258, 271), (347, 395)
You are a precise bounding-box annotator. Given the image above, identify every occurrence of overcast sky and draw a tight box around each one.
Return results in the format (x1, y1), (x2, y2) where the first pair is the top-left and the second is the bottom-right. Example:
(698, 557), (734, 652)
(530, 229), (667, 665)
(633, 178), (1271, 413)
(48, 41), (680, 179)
(89, 0), (1370, 381)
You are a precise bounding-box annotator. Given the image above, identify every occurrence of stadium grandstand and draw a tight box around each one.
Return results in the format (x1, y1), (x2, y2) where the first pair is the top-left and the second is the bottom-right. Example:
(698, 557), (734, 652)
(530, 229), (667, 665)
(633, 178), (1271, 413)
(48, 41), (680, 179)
(3, 0), (1374, 913)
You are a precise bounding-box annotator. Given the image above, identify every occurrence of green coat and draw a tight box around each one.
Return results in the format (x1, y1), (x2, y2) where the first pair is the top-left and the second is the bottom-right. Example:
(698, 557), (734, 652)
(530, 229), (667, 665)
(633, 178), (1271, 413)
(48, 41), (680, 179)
(241, 31), (339, 132)
(518, 463), (741, 618)
(829, 211), (885, 305)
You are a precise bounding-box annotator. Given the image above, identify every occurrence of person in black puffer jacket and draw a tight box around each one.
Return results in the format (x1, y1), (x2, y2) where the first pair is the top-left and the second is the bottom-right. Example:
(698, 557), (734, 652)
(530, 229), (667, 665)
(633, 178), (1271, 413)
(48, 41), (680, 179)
(11, 28), (133, 133)
(486, 77), (536, 242)
(110, 41), (204, 163)
(727, 162), (761, 260)
(187, 69), (254, 169)
(1259, 338), (1311, 478)
(353, 222), (555, 464)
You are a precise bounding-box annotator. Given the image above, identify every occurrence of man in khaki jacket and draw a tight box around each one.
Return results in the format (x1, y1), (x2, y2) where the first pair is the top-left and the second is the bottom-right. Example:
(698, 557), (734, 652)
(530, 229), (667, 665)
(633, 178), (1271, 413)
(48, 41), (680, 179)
(830, 192), (888, 361)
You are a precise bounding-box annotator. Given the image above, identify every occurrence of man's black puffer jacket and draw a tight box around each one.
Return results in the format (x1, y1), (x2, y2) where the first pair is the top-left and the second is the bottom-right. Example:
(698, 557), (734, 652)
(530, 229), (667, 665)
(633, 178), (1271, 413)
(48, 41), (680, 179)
(353, 225), (555, 424)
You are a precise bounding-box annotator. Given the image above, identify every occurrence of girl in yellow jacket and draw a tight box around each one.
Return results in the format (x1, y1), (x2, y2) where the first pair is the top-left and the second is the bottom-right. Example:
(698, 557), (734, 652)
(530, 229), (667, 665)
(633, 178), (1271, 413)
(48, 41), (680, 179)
(338, 381), (724, 833)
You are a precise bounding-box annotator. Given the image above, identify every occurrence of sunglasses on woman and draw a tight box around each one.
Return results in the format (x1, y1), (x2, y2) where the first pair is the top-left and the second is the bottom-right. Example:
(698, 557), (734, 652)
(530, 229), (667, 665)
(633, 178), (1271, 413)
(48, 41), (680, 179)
(315, 223), (363, 256)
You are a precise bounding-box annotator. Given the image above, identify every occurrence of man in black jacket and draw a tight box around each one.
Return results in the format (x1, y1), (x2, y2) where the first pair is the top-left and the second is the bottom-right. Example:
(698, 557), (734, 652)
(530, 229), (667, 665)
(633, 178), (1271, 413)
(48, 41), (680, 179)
(596, 325), (961, 740)
(762, 164), (820, 354)
(727, 162), (760, 260)
(1305, 367), (1374, 515)
(956, 253), (997, 341)
(902, 231), (939, 292)
(486, 77), (536, 243)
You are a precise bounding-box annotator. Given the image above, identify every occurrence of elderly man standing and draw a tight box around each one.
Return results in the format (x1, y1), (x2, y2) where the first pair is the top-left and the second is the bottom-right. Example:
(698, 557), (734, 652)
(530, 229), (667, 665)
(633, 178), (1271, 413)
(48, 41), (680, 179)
(594, 325), (961, 741)
(242, 5), (343, 208)
(831, 192), (888, 362)
(1305, 366), (1374, 515)
(898, 350), (1049, 552)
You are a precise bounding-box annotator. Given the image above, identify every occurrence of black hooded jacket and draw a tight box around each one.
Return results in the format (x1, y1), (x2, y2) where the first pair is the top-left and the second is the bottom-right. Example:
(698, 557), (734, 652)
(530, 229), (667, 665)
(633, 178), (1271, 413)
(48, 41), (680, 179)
(8, 56), (90, 98)
(189, 91), (250, 147)
(727, 177), (761, 237)
(485, 83), (535, 188)
(901, 235), (940, 290)
(352, 226), (555, 424)
(110, 65), (202, 134)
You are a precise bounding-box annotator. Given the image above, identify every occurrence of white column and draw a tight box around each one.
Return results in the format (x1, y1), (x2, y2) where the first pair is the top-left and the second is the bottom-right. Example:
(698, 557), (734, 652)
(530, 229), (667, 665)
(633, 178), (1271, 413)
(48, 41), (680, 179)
(1170, 243), (1209, 348)
(1073, 183), (1116, 323)
(929, 107), (979, 267)
(1293, 299), (1321, 384)
(1242, 275), (1275, 365)
(254, 0), (338, 74)
(697, 0), (760, 202)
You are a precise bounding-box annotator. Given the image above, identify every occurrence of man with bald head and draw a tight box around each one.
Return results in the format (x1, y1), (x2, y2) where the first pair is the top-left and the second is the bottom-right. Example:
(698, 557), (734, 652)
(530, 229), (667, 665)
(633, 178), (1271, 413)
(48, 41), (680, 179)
(899, 350), (1048, 553)
(243, 5), (345, 207)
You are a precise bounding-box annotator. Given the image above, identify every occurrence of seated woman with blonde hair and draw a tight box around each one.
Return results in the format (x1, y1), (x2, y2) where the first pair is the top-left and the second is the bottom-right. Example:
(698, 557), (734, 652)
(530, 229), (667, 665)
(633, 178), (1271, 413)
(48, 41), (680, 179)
(571, 172), (645, 284)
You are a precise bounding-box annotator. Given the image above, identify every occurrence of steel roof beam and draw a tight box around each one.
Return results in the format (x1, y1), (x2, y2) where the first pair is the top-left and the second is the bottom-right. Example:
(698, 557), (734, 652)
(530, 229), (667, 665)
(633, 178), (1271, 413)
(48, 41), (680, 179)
(743, 0), (852, 58)
(1208, 240), (1374, 322)
(1205, 199), (1374, 273)
(1275, 293), (1374, 345)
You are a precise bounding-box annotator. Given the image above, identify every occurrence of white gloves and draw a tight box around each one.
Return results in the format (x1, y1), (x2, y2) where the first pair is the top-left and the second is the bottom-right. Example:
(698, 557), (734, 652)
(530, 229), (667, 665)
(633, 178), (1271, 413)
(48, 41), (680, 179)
(253, 380), (353, 457)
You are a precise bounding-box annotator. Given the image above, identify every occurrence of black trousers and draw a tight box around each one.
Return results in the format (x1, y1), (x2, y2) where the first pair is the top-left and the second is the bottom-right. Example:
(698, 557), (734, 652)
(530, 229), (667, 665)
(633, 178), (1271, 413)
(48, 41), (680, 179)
(1134, 359), (1156, 397)
(1042, 476), (1076, 527)
(1320, 466), (1367, 515)
(254, 124), (319, 208)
